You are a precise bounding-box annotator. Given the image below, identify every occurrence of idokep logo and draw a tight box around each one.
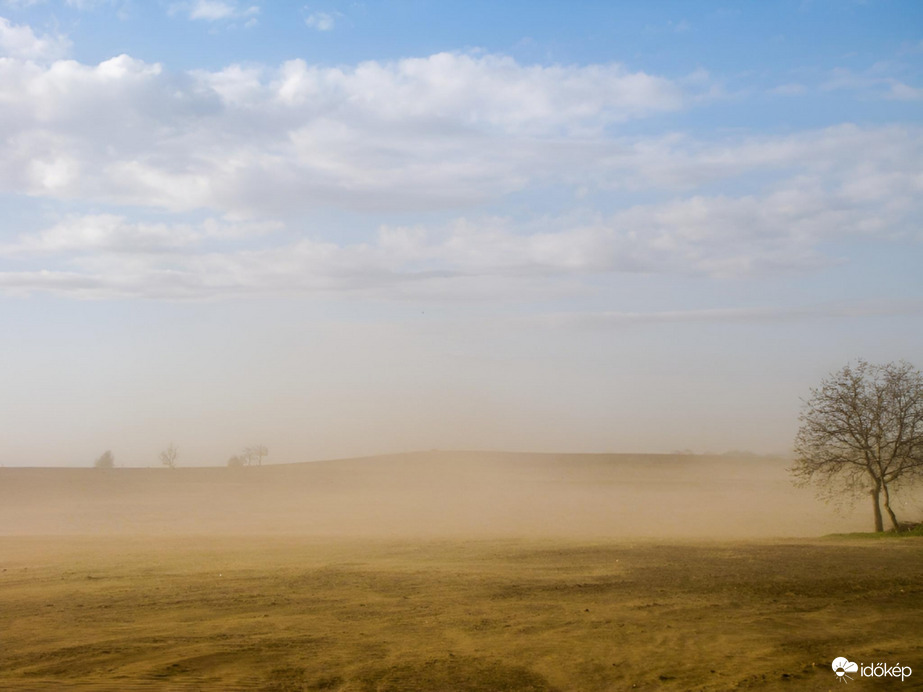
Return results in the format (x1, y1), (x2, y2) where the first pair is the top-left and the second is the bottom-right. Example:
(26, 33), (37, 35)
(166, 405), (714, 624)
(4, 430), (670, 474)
(832, 658), (858, 682)
(832, 657), (913, 683)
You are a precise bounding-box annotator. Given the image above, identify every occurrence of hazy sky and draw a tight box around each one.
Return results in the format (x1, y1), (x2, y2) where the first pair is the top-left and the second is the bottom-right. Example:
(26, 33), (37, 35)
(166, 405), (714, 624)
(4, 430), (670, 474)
(1, 0), (921, 466)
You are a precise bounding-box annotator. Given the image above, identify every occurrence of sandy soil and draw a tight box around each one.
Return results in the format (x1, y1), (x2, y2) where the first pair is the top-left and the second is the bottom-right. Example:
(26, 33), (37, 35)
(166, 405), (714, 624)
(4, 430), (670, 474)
(0, 536), (920, 691)
(1, 451), (919, 690)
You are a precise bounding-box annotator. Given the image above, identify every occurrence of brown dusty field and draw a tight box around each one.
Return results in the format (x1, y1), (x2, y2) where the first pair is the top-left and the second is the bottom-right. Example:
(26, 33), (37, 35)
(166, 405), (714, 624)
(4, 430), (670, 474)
(1, 536), (921, 691)
(0, 453), (920, 690)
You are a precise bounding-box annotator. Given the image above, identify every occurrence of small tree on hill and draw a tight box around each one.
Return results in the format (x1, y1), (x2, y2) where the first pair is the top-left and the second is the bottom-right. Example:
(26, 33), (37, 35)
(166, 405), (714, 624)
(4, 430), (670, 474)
(227, 455), (244, 467)
(94, 450), (114, 469)
(792, 360), (923, 532)
(160, 443), (179, 469)
(243, 444), (268, 466)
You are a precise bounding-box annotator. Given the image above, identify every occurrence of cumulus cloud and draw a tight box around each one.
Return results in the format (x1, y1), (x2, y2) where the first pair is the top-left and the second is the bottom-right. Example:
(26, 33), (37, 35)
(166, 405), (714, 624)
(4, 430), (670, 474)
(170, 0), (259, 22)
(770, 82), (806, 95)
(1, 46), (914, 223)
(0, 49), (696, 213)
(305, 11), (335, 31)
(3, 1), (127, 8)
(65, 0), (117, 8)
(1, 214), (279, 256)
(0, 37), (919, 300)
(370, 168), (920, 280)
(271, 53), (686, 131)
(823, 64), (923, 102)
(1, 155), (919, 299)
(613, 124), (923, 198)
(888, 81), (923, 101)
(0, 15), (70, 60)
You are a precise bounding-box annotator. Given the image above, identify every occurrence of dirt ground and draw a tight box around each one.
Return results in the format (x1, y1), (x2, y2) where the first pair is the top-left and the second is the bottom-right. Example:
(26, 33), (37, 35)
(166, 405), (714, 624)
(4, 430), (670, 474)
(1, 453), (919, 690)
(1, 536), (921, 691)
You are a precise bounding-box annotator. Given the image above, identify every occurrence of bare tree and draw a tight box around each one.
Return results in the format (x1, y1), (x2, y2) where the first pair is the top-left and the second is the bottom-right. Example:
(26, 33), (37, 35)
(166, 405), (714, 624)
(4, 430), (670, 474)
(227, 455), (244, 467)
(792, 360), (923, 532)
(160, 443), (179, 469)
(94, 450), (114, 469)
(242, 444), (269, 466)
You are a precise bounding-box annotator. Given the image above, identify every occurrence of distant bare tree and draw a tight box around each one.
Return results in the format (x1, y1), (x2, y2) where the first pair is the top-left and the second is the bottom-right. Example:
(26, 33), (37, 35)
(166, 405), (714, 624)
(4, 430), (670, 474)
(160, 443), (179, 469)
(243, 444), (269, 466)
(792, 360), (923, 532)
(227, 455), (244, 467)
(94, 450), (114, 469)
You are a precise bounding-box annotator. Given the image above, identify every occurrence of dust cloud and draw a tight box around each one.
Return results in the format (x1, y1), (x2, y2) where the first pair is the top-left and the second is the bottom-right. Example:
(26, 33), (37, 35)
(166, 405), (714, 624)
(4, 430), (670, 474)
(0, 451), (873, 538)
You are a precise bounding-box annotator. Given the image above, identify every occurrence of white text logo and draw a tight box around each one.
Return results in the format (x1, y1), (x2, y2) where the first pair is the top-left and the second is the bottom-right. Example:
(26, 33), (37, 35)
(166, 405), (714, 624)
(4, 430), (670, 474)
(832, 657), (912, 683)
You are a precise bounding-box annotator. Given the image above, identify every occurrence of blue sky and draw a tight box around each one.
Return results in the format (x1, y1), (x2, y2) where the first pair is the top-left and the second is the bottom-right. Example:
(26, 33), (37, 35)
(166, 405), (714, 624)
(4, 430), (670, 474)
(0, 0), (921, 466)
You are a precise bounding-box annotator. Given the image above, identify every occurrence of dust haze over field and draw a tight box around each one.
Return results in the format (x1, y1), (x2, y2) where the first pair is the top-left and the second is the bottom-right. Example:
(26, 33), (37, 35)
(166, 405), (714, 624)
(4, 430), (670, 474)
(0, 451), (874, 539)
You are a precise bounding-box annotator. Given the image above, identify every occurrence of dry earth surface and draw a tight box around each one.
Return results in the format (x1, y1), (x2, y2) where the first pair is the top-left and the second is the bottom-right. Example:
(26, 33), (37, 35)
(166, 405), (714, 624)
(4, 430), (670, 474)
(0, 452), (920, 690)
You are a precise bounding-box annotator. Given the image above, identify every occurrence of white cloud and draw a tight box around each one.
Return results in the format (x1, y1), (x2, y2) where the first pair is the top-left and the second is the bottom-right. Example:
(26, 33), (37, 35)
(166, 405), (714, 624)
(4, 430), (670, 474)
(1, 155), (919, 300)
(271, 53), (685, 131)
(0, 50), (917, 223)
(0, 50), (698, 213)
(3, 215), (200, 254)
(2, 1), (134, 21)
(365, 168), (918, 281)
(0, 48), (919, 300)
(613, 124), (923, 197)
(65, 0), (115, 8)
(305, 11), (335, 31)
(4, 1), (129, 9)
(823, 64), (923, 102)
(888, 81), (923, 101)
(1, 214), (279, 256)
(170, 0), (259, 21)
(770, 82), (806, 95)
(0, 16), (70, 60)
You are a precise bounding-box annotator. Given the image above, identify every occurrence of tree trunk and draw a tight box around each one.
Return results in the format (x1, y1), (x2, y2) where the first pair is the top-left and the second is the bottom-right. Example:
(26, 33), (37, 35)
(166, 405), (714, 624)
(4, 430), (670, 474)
(880, 482), (900, 531)
(871, 485), (884, 532)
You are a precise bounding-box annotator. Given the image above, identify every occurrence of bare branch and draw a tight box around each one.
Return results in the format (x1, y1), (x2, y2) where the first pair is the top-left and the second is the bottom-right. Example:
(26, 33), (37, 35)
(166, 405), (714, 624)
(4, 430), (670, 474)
(159, 443), (179, 469)
(791, 360), (923, 531)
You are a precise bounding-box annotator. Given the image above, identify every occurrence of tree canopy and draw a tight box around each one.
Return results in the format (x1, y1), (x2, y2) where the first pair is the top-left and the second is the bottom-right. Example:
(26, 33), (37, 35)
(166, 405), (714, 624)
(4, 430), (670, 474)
(160, 443), (179, 469)
(792, 360), (923, 532)
(94, 450), (114, 469)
